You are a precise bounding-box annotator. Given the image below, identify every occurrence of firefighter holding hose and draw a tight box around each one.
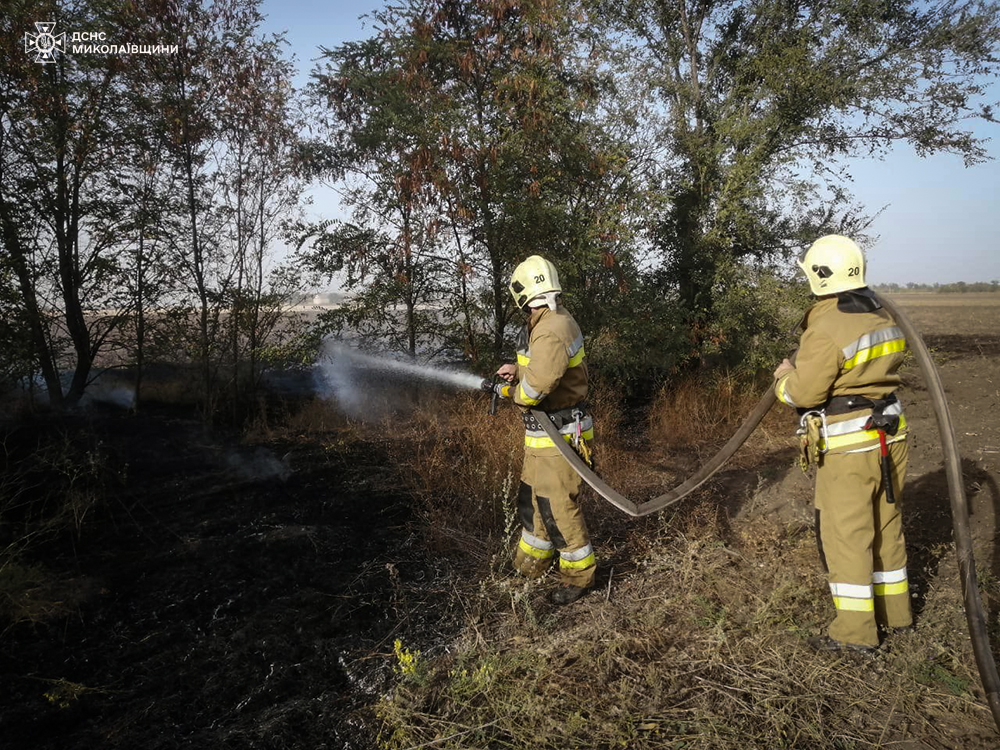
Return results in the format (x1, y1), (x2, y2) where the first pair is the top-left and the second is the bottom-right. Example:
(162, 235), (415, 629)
(773, 235), (912, 653)
(492, 255), (596, 605)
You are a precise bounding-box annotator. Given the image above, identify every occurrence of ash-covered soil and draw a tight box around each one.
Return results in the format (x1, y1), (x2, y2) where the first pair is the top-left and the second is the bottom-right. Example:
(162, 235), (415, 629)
(0, 406), (463, 750)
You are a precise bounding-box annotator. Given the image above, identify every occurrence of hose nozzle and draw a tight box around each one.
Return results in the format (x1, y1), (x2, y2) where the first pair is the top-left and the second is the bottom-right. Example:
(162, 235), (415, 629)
(485, 375), (503, 416)
(480, 378), (493, 393)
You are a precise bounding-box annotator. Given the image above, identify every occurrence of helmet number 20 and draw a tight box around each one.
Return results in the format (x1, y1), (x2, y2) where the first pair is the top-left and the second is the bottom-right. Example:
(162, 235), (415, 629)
(847, 267), (860, 277)
(534, 274), (545, 283)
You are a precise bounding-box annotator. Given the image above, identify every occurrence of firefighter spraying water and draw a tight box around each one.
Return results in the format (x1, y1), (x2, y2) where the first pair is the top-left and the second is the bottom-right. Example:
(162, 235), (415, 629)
(484, 255), (597, 605)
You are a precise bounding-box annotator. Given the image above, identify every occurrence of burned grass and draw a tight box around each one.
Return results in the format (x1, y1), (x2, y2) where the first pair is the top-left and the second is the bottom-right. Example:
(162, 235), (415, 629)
(0, 405), (466, 750)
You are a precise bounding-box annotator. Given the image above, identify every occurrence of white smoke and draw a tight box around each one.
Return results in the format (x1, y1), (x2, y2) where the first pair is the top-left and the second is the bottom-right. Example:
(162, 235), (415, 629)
(30, 369), (138, 410)
(225, 447), (292, 483)
(82, 384), (137, 410)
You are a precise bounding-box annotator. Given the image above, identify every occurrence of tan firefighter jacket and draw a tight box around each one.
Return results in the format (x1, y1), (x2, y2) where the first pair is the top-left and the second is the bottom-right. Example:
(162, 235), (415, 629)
(514, 305), (592, 452)
(774, 296), (908, 455)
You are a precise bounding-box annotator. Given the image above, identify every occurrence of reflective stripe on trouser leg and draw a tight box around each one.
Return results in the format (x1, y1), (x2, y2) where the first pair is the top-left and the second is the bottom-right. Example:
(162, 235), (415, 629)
(815, 450), (884, 648)
(873, 439), (911, 628)
(560, 543), (595, 574)
(525, 450), (596, 588)
(514, 529), (556, 579)
(829, 581), (874, 613)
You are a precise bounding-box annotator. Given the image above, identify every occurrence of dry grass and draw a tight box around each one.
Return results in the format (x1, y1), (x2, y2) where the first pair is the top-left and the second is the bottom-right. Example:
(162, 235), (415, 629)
(376, 503), (999, 749)
(340, 371), (1000, 749)
(647, 371), (790, 464)
(134, 365), (205, 405)
(582, 373), (795, 514)
(648, 372), (756, 451)
(9, 315), (998, 746)
(0, 560), (49, 628)
(246, 384), (528, 566)
(0, 425), (119, 630)
(244, 394), (356, 442)
(276, 374), (798, 572)
(373, 381), (720, 565)
(220, 361), (1000, 748)
(382, 390), (525, 566)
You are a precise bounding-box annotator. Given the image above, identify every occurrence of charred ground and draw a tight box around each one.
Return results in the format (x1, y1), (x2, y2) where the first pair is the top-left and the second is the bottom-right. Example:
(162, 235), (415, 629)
(0, 405), (465, 749)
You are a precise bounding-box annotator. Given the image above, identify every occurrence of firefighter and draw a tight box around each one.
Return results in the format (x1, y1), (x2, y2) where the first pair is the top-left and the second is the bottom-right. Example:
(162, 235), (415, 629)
(773, 234), (912, 653)
(494, 255), (596, 605)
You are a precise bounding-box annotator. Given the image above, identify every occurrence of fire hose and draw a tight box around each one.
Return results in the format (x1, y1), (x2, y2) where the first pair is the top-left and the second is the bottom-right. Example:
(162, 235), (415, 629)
(514, 291), (1000, 731)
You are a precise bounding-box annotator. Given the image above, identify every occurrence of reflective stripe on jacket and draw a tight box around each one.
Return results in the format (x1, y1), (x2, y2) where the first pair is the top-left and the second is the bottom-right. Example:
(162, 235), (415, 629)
(774, 296), (907, 454)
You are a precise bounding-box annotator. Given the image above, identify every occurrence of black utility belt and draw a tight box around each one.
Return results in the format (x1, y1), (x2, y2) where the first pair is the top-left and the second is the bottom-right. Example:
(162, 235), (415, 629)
(816, 392), (897, 417)
(521, 403), (589, 432)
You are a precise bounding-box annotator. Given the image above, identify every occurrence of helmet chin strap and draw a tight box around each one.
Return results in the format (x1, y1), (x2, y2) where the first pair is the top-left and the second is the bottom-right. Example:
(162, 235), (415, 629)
(528, 292), (559, 311)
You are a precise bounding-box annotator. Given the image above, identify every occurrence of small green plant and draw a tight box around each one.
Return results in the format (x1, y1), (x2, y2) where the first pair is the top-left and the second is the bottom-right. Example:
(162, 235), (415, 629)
(914, 661), (971, 696)
(448, 657), (495, 701)
(393, 638), (425, 684)
(693, 594), (729, 632)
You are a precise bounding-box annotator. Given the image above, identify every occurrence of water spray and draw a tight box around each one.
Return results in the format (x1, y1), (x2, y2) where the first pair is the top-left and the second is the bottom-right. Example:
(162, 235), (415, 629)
(322, 343), (485, 390)
(314, 341), (490, 417)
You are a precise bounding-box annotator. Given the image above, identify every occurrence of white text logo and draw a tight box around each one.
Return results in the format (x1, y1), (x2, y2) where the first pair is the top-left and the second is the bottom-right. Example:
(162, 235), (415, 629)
(25, 21), (65, 64)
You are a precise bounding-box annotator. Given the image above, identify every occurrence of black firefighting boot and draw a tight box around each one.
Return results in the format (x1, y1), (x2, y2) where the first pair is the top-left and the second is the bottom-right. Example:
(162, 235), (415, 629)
(878, 624), (914, 650)
(550, 584), (589, 606)
(807, 635), (877, 655)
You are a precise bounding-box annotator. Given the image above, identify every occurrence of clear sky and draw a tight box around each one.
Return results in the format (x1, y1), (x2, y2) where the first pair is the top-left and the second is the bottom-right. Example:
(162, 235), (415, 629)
(261, 0), (1000, 285)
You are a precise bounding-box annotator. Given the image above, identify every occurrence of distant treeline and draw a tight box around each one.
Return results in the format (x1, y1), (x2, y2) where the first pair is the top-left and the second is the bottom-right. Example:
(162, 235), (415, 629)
(873, 282), (1000, 293)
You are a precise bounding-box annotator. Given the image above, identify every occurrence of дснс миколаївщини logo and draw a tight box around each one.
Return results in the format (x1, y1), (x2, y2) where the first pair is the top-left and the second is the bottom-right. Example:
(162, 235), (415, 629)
(25, 21), (65, 64)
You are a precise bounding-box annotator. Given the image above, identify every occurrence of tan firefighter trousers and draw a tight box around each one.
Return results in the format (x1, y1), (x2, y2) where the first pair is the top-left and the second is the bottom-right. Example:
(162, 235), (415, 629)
(815, 439), (912, 647)
(512, 450), (596, 588)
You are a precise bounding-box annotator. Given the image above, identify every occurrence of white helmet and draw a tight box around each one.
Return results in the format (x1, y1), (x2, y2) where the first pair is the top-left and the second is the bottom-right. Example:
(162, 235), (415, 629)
(509, 255), (562, 310)
(798, 235), (866, 296)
